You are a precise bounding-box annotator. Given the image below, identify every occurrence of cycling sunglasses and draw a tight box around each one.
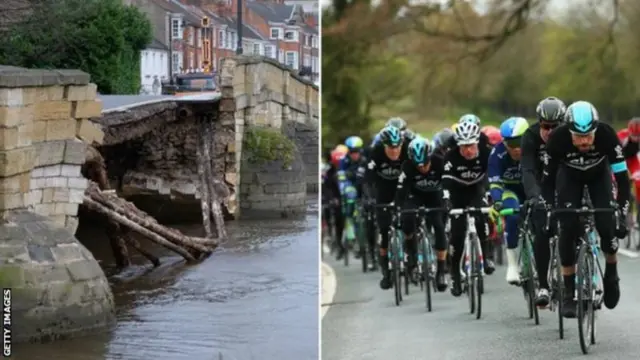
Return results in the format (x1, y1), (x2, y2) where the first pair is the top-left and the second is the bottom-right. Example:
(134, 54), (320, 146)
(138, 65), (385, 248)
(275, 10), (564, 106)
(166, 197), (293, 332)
(569, 129), (596, 138)
(504, 137), (522, 148)
(539, 122), (559, 130)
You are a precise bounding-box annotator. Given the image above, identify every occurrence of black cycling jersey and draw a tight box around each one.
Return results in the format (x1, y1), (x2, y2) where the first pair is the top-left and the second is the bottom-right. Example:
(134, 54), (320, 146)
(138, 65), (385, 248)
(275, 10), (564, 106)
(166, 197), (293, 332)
(442, 143), (490, 191)
(541, 122), (631, 210)
(394, 156), (444, 206)
(521, 122), (550, 200)
(362, 141), (410, 202)
(445, 131), (491, 151)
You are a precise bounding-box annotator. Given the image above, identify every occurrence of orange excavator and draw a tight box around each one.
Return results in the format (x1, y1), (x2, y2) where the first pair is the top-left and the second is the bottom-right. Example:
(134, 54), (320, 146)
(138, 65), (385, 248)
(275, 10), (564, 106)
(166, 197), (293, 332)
(162, 16), (217, 96)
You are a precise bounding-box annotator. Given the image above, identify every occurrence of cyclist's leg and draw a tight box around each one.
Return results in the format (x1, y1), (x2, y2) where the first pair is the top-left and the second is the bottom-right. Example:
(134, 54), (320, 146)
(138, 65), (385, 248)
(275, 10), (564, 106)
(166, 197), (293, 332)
(502, 190), (521, 284)
(425, 191), (448, 291)
(587, 171), (619, 309)
(471, 190), (494, 274)
(401, 195), (418, 275)
(449, 194), (468, 297)
(334, 197), (346, 259)
(376, 196), (394, 290)
(556, 167), (583, 318)
(532, 202), (552, 306)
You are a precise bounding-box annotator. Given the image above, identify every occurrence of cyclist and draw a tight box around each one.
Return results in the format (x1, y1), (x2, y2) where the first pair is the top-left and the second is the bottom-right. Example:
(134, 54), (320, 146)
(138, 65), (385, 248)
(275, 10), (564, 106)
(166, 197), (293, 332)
(481, 125), (502, 146)
(337, 136), (373, 264)
(521, 96), (566, 307)
(620, 118), (640, 201)
(541, 100), (631, 318)
(394, 137), (448, 291)
(329, 145), (349, 260)
(446, 114), (492, 151)
(488, 117), (529, 285)
(443, 120), (493, 296)
(360, 126), (409, 290)
(432, 128), (455, 159)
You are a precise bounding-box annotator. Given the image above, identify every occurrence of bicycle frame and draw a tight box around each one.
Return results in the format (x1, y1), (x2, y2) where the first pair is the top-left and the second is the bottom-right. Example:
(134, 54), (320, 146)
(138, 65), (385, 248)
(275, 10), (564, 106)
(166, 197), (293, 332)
(449, 208), (490, 278)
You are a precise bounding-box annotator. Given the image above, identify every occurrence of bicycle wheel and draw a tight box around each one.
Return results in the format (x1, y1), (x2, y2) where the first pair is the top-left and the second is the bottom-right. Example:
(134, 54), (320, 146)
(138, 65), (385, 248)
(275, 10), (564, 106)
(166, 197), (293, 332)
(576, 242), (595, 354)
(422, 235), (433, 312)
(467, 241), (476, 315)
(474, 240), (483, 320)
(555, 247), (564, 340)
(528, 241), (540, 325)
(391, 230), (402, 306)
(523, 233), (539, 324)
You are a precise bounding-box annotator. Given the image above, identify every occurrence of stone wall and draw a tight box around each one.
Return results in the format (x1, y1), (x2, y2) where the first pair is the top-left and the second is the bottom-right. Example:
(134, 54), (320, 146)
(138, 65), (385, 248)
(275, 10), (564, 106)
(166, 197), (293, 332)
(0, 65), (114, 343)
(231, 56), (319, 218)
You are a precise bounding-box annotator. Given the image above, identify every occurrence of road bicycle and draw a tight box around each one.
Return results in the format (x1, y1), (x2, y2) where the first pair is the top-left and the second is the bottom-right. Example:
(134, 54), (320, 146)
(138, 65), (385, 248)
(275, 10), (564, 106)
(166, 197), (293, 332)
(401, 206), (449, 311)
(375, 204), (405, 306)
(500, 204), (540, 325)
(449, 206), (491, 319)
(546, 206), (617, 354)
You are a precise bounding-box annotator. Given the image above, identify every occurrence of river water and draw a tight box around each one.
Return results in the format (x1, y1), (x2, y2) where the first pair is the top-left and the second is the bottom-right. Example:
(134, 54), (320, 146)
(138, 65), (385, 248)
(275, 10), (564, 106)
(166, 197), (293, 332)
(13, 199), (319, 360)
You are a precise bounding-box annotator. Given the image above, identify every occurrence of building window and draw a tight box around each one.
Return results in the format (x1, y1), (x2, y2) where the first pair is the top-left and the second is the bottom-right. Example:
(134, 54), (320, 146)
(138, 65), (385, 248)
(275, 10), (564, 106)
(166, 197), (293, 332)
(230, 32), (236, 50)
(218, 30), (225, 48)
(312, 56), (318, 72)
(278, 49), (284, 63)
(285, 51), (298, 69)
(225, 31), (231, 49)
(253, 43), (261, 55)
(243, 40), (251, 52)
(264, 44), (275, 58)
(270, 28), (281, 40)
(172, 51), (181, 74)
(171, 19), (182, 40)
(312, 36), (318, 48)
(284, 30), (298, 42)
(188, 28), (195, 46)
(199, 28), (204, 47)
(303, 54), (310, 67)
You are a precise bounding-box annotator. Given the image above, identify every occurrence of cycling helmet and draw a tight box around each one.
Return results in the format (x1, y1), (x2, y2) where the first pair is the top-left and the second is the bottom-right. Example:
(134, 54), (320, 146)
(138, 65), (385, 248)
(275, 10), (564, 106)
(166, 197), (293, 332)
(481, 125), (502, 146)
(379, 125), (403, 147)
(450, 123), (458, 132)
(433, 128), (455, 149)
(330, 149), (345, 167)
(565, 101), (599, 134)
(371, 132), (381, 147)
(628, 117), (640, 137)
(408, 137), (432, 166)
(499, 117), (529, 148)
(458, 114), (481, 125)
(403, 128), (416, 142)
(618, 128), (630, 143)
(454, 120), (481, 145)
(344, 136), (363, 151)
(536, 97), (566, 123)
(386, 117), (407, 131)
(334, 144), (348, 154)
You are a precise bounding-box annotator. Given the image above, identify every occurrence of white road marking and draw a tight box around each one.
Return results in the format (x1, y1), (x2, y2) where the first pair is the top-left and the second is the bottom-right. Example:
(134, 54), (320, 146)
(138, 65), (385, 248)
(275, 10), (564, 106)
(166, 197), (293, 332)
(321, 262), (337, 319)
(618, 248), (640, 258)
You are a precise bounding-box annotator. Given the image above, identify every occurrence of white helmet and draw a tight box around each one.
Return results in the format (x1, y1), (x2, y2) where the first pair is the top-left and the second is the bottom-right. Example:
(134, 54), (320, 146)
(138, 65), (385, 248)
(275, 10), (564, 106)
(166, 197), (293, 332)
(454, 120), (481, 145)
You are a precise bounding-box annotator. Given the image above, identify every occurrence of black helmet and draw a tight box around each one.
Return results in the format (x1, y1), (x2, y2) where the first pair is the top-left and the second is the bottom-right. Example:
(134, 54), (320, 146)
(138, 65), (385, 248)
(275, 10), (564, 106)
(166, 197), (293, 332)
(385, 117), (407, 131)
(403, 129), (416, 142)
(536, 97), (566, 123)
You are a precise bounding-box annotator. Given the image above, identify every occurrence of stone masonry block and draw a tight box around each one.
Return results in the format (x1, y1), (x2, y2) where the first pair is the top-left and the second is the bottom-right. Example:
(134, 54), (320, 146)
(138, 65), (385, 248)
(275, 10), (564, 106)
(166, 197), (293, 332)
(54, 202), (78, 216)
(0, 123), (34, 150)
(69, 189), (84, 204)
(52, 188), (71, 202)
(41, 188), (54, 203)
(46, 118), (76, 141)
(65, 84), (97, 101)
(0, 88), (35, 106)
(34, 140), (65, 166)
(17, 122), (32, 148)
(67, 176), (88, 189)
(32, 164), (62, 177)
(225, 172), (237, 186)
(65, 216), (79, 234)
(29, 177), (46, 190)
(34, 203), (55, 216)
(75, 119), (104, 144)
(34, 86), (64, 102)
(35, 101), (71, 121)
(60, 164), (81, 177)
(0, 192), (26, 210)
(33, 120), (46, 142)
(0, 105), (34, 127)
(0, 172), (30, 194)
(0, 146), (35, 177)
(72, 100), (102, 118)
(29, 189), (43, 204)
(63, 139), (86, 164)
(44, 176), (68, 188)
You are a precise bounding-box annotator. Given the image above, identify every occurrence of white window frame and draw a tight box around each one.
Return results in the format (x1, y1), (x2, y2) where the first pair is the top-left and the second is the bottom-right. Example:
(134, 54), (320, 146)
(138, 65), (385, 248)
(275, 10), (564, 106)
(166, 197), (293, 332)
(303, 54), (310, 67)
(285, 51), (298, 69)
(218, 30), (225, 48)
(225, 30), (231, 49)
(171, 51), (181, 74)
(264, 44), (275, 58)
(278, 49), (284, 63)
(253, 43), (261, 55)
(171, 18), (182, 40)
(312, 36), (318, 48)
(284, 30), (298, 42)
(270, 28), (282, 40)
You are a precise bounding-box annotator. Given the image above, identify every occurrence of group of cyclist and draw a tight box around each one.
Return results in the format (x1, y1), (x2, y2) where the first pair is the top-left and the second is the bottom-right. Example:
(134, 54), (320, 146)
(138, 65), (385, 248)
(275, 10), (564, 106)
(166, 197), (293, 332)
(321, 97), (640, 319)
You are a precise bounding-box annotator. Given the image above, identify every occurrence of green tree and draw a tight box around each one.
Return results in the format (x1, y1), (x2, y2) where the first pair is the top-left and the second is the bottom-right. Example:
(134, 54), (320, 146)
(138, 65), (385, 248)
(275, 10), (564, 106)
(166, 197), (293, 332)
(0, 0), (152, 94)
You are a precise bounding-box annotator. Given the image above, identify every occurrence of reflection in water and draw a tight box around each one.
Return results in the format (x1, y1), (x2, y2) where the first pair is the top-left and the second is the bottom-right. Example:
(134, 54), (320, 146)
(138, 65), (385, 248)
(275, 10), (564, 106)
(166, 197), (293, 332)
(13, 201), (319, 360)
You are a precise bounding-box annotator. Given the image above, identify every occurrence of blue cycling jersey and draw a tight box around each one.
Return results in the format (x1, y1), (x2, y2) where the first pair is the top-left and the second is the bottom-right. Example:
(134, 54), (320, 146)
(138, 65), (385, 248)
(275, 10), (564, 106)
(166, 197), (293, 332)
(488, 142), (525, 201)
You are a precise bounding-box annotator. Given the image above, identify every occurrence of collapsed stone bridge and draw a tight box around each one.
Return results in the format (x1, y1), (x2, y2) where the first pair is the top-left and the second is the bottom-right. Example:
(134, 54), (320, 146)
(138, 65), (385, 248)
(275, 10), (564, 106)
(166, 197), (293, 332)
(0, 55), (318, 344)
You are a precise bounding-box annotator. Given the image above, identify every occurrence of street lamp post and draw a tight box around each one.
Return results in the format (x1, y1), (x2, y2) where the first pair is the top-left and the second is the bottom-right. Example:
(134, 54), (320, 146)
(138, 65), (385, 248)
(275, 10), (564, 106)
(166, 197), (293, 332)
(236, 0), (243, 54)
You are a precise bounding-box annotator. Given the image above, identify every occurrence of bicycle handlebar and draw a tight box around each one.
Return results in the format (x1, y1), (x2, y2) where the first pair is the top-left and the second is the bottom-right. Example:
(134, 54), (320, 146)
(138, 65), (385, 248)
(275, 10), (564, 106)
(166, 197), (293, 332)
(544, 206), (619, 231)
(400, 207), (449, 215)
(449, 207), (492, 215)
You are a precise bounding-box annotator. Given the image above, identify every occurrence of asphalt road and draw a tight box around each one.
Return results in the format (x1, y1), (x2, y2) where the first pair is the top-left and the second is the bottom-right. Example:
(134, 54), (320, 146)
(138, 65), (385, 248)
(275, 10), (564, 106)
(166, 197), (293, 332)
(322, 250), (640, 360)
